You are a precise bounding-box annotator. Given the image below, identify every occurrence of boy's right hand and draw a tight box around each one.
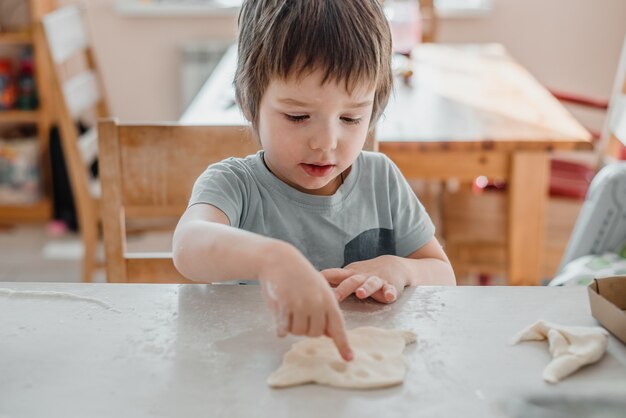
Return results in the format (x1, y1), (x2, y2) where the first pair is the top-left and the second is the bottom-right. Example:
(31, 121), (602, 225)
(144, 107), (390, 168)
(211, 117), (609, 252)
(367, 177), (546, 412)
(258, 241), (353, 362)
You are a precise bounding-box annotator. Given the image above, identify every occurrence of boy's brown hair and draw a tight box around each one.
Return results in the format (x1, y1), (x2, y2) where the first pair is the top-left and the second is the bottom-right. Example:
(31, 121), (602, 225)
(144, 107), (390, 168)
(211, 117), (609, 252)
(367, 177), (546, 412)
(234, 0), (392, 131)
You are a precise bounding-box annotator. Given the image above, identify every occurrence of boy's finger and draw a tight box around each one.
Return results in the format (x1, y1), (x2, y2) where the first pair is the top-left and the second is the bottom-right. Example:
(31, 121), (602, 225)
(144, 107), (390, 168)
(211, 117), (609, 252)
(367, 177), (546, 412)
(355, 276), (384, 299)
(291, 312), (309, 335)
(334, 274), (367, 301)
(369, 288), (395, 304)
(320, 268), (354, 286)
(383, 283), (398, 302)
(326, 310), (353, 361)
(308, 312), (325, 337)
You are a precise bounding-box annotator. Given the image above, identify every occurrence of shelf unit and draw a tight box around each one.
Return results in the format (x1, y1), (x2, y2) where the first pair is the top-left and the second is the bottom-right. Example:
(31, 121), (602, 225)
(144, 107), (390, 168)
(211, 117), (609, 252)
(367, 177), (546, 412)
(0, 32), (33, 45)
(0, 110), (40, 124)
(0, 0), (56, 223)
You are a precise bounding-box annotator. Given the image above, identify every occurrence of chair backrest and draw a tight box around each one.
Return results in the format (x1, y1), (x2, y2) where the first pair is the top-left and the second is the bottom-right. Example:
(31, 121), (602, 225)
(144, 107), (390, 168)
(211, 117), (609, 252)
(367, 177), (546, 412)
(98, 120), (260, 283)
(41, 5), (107, 252)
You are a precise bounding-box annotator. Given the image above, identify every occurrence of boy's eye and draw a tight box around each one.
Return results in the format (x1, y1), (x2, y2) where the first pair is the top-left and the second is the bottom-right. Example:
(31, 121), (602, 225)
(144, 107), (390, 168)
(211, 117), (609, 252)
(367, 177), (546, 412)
(284, 114), (361, 125)
(285, 114), (309, 123)
(341, 117), (362, 125)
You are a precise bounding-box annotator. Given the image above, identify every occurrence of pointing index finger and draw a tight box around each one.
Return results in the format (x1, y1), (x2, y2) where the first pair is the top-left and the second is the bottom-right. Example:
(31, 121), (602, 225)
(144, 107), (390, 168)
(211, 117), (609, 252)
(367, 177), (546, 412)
(326, 308), (353, 361)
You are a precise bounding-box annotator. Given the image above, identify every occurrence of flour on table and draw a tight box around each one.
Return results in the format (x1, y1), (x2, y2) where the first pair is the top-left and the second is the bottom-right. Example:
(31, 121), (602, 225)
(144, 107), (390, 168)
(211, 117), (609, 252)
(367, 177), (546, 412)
(0, 288), (119, 312)
(268, 326), (416, 389)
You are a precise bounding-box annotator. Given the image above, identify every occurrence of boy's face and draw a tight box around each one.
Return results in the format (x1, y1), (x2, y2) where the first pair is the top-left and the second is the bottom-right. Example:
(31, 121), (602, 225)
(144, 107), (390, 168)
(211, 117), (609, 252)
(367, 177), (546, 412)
(257, 70), (376, 196)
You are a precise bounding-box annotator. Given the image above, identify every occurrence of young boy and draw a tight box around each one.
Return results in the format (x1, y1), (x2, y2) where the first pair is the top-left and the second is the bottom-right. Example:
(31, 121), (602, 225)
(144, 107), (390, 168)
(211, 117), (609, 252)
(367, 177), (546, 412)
(173, 0), (455, 362)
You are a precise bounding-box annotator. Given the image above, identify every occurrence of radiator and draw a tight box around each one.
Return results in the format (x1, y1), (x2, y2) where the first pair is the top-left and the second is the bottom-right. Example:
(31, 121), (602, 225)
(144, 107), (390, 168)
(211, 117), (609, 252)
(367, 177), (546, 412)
(180, 40), (230, 114)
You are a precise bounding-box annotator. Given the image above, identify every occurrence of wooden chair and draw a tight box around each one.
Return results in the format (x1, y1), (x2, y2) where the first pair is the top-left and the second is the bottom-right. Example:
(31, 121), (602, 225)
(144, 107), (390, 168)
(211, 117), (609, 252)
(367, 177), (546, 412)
(41, 5), (108, 282)
(98, 121), (260, 283)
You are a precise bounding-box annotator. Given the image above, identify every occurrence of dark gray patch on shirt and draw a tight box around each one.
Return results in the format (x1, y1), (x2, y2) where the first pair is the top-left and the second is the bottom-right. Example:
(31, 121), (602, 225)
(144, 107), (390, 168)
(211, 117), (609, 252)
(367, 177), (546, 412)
(343, 228), (396, 266)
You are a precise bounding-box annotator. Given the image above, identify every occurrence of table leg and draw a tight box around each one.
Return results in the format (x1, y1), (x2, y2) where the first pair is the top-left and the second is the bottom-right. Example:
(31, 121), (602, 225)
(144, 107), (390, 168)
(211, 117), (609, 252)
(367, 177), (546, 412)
(508, 152), (550, 285)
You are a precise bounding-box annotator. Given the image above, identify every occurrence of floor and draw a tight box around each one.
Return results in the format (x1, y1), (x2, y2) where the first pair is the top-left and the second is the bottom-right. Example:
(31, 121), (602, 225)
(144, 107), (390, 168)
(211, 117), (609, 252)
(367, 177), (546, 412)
(0, 224), (172, 283)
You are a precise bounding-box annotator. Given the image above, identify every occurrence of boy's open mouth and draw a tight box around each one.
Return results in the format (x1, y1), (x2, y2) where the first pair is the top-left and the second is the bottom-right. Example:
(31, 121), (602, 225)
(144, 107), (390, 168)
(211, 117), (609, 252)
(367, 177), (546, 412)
(301, 163), (335, 177)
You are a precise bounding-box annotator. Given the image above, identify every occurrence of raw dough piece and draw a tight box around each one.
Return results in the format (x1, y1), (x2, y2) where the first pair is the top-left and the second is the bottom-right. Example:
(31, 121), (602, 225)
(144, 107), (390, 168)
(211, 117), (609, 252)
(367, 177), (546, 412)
(511, 320), (609, 384)
(268, 326), (416, 389)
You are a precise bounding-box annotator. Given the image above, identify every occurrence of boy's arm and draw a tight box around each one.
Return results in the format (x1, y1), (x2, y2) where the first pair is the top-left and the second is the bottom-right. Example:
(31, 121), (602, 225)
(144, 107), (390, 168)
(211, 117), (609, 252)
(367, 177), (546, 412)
(395, 237), (457, 286)
(173, 204), (353, 360)
(323, 237), (456, 303)
(173, 203), (274, 282)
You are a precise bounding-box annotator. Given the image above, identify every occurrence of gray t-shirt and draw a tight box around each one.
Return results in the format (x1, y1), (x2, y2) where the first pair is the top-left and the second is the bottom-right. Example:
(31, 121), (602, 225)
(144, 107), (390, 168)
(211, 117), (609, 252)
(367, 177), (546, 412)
(189, 151), (435, 270)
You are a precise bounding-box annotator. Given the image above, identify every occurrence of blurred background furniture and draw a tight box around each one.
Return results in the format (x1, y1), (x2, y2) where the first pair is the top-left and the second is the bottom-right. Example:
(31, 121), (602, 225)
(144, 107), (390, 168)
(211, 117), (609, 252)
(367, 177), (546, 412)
(443, 35), (626, 284)
(98, 120), (259, 283)
(0, 0), (56, 223)
(41, 4), (109, 282)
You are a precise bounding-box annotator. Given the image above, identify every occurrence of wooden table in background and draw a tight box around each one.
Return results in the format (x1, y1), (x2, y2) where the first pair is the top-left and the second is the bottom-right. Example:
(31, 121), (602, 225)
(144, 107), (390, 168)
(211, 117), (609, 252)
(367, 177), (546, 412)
(2, 282), (625, 417)
(181, 44), (593, 286)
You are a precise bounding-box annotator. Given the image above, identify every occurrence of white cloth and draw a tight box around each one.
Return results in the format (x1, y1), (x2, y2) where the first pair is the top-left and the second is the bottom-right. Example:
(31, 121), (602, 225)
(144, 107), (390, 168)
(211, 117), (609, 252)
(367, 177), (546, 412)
(511, 320), (609, 384)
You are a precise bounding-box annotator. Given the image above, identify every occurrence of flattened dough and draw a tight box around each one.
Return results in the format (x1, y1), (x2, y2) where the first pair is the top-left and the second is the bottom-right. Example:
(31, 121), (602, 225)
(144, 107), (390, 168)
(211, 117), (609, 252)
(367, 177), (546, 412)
(268, 326), (416, 389)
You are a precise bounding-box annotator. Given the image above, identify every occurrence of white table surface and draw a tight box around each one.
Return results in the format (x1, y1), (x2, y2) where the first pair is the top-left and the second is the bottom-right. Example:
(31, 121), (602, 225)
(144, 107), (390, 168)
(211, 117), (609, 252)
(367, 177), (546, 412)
(1, 283), (625, 418)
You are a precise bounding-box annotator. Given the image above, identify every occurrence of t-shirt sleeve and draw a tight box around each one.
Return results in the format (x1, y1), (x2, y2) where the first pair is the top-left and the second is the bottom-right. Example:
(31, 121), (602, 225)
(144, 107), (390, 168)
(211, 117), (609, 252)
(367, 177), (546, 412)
(385, 156), (436, 257)
(187, 158), (248, 227)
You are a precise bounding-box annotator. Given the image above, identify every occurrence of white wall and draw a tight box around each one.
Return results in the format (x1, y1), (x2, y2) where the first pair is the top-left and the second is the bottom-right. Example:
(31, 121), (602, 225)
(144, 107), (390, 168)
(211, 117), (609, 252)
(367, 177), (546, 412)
(60, 0), (238, 121)
(67, 0), (626, 125)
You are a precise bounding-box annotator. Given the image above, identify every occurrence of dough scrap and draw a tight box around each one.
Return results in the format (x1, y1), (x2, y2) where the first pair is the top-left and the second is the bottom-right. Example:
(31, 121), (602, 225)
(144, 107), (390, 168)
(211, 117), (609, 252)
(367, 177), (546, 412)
(268, 326), (416, 389)
(511, 320), (609, 383)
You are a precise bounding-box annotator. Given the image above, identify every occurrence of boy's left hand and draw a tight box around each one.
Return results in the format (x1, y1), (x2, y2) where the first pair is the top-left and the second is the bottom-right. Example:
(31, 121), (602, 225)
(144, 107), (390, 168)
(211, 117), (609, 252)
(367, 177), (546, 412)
(321, 256), (408, 304)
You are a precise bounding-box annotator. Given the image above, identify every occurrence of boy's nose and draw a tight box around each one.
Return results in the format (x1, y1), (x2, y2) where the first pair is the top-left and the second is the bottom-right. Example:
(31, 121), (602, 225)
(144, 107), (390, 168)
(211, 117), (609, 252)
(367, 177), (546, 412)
(309, 124), (338, 152)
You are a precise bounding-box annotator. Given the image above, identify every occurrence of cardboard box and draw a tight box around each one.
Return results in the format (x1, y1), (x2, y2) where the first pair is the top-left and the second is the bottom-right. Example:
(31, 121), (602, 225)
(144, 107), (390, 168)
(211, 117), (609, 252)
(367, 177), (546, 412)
(588, 276), (626, 344)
